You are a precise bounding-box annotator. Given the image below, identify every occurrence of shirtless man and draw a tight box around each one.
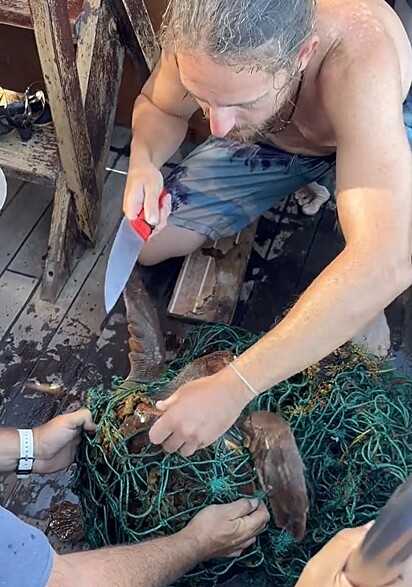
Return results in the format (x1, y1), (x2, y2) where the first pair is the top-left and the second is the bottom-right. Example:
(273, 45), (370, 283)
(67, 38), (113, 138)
(122, 0), (412, 457)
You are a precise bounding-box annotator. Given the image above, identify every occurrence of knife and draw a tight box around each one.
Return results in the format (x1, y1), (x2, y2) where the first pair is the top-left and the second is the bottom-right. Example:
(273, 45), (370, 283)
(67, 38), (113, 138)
(344, 473), (412, 587)
(104, 189), (167, 313)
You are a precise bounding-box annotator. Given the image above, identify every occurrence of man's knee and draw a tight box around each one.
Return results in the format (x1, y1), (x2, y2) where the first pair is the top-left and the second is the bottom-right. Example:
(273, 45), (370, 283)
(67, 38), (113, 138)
(138, 224), (207, 266)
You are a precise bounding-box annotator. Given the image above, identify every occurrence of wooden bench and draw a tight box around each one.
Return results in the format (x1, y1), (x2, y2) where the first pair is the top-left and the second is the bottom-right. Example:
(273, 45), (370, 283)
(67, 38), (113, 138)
(168, 221), (259, 324)
(0, 0), (158, 301)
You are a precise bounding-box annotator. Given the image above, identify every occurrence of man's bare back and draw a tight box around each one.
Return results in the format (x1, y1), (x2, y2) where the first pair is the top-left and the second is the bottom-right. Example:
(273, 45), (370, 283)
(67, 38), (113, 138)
(268, 0), (412, 156)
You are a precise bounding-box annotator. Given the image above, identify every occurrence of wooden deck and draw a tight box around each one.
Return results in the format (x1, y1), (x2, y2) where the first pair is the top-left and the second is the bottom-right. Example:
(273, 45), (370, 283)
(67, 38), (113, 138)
(0, 126), (409, 561)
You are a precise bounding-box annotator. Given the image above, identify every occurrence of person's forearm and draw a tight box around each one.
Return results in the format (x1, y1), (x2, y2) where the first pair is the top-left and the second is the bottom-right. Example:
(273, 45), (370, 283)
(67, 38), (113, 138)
(50, 529), (202, 587)
(0, 429), (19, 473)
(130, 94), (189, 170)
(217, 246), (411, 395)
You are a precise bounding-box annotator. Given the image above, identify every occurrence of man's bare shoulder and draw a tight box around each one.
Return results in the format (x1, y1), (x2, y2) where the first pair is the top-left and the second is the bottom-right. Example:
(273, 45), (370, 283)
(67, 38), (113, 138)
(317, 0), (412, 98)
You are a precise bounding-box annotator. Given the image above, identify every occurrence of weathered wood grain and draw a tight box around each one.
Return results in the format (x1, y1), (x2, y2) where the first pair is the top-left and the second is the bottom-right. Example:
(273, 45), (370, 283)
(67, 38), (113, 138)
(0, 271), (37, 339)
(109, 0), (159, 72)
(168, 222), (258, 324)
(0, 181), (53, 275)
(0, 0), (84, 30)
(9, 204), (53, 278)
(1, 177), (24, 209)
(29, 0), (100, 242)
(76, 0), (125, 186)
(0, 124), (59, 185)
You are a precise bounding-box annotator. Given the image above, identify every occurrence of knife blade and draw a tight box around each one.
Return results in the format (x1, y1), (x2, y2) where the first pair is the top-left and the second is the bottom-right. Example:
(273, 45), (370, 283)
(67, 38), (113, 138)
(344, 473), (412, 587)
(104, 189), (167, 313)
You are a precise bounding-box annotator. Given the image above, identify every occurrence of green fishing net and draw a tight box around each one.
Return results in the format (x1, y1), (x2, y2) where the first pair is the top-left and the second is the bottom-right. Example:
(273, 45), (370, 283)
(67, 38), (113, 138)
(74, 323), (412, 586)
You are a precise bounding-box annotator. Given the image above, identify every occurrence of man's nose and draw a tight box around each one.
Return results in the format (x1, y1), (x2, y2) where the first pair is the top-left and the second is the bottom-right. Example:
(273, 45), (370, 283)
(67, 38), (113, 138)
(209, 108), (236, 137)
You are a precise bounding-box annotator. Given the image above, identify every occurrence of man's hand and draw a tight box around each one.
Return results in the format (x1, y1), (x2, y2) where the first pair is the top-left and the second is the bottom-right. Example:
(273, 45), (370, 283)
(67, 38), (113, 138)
(32, 408), (96, 474)
(123, 163), (171, 231)
(182, 498), (270, 560)
(295, 522), (412, 587)
(149, 374), (250, 456)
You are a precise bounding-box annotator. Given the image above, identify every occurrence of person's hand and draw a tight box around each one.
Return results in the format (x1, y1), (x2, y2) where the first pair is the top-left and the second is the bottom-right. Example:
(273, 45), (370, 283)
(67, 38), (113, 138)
(123, 163), (171, 232)
(149, 374), (251, 456)
(32, 408), (96, 474)
(295, 525), (370, 587)
(295, 522), (412, 587)
(182, 498), (270, 560)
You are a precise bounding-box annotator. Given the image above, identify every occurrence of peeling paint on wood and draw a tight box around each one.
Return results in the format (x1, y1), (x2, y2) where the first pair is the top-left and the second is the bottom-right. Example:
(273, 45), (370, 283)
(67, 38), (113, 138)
(0, 0), (84, 31)
(29, 0), (100, 243)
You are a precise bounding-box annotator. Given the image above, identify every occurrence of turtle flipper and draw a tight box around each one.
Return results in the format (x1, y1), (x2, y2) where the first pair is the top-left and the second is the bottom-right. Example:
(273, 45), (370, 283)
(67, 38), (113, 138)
(243, 411), (308, 541)
(121, 266), (166, 387)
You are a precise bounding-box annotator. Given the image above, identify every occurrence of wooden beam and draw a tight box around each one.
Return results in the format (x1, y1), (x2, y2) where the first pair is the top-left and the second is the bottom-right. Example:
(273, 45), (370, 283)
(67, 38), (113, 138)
(28, 0), (100, 243)
(0, 0), (83, 30)
(108, 0), (159, 72)
(76, 0), (125, 187)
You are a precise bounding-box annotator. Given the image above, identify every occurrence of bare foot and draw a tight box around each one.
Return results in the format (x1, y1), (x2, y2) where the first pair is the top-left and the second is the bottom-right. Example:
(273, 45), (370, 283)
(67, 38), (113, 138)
(295, 182), (331, 215)
(351, 311), (391, 357)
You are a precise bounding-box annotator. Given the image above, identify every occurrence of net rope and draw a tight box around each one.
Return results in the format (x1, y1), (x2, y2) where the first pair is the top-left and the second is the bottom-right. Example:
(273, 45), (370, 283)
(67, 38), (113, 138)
(74, 323), (412, 586)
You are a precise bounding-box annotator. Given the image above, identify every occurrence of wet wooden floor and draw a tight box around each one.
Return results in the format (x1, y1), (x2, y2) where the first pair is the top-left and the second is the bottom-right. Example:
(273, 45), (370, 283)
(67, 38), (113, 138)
(0, 126), (408, 561)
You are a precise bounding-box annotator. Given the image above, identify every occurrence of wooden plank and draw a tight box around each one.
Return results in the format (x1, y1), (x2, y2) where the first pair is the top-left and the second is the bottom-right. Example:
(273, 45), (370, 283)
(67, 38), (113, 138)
(0, 0), (83, 31)
(295, 201), (342, 295)
(40, 173), (85, 302)
(1, 176), (24, 209)
(9, 204), (53, 277)
(239, 195), (325, 333)
(109, 0), (159, 72)
(0, 271), (37, 339)
(0, 234), (122, 429)
(0, 181), (53, 275)
(168, 221), (258, 324)
(0, 153), (126, 421)
(0, 122), (59, 185)
(29, 0), (100, 242)
(76, 0), (125, 187)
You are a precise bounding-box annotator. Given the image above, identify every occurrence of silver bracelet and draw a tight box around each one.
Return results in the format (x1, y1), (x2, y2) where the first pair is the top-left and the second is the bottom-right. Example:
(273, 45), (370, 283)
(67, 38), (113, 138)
(227, 361), (258, 398)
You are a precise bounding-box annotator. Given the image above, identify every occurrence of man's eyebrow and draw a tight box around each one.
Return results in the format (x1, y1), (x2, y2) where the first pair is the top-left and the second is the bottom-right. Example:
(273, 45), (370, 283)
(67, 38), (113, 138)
(184, 86), (268, 108)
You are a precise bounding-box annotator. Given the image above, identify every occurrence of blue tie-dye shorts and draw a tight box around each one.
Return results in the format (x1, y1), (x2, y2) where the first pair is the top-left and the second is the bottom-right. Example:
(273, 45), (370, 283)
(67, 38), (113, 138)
(165, 97), (412, 241)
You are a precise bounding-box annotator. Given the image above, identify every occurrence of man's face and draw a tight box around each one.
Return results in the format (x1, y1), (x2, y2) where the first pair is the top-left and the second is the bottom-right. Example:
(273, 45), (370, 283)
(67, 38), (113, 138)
(177, 53), (297, 143)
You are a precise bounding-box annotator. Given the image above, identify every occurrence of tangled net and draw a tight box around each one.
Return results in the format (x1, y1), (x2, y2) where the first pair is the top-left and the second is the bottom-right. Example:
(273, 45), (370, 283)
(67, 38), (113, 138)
(74, 323), (412, 586)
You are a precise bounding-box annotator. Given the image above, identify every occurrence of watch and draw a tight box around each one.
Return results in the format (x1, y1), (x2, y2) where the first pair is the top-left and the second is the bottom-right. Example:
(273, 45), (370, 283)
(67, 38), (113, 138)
(16, 429), (34, 479)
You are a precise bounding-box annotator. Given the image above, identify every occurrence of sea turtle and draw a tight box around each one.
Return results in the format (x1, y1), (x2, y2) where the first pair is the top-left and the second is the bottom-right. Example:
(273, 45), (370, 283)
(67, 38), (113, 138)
(49, 269), (308, 544)
(117, 269), (309, 541)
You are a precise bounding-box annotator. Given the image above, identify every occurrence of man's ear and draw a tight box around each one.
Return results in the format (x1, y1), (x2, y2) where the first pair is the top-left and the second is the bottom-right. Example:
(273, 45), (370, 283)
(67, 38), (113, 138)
(298, 36), (319, 71)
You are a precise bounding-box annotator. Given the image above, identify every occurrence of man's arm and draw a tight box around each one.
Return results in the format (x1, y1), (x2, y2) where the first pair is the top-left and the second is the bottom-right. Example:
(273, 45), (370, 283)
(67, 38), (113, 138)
(130, 50), (199, 171)
(0, 428), (20, 472)
(124, 49), (199, 223)
(49, 531), (199, 587)
(47, 500), (268, 587)
(221, 31), (412, 393)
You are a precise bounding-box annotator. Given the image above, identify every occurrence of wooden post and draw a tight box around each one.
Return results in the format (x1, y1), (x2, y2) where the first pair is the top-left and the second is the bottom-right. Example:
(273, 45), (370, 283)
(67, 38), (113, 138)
(109, 0), (160, 72)
(28, 0), (100, 243)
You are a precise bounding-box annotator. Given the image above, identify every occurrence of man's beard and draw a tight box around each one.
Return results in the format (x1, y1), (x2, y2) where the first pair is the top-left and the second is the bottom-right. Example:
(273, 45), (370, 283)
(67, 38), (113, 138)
(225, 115), (279, 144)
(225, 78), (299, 144)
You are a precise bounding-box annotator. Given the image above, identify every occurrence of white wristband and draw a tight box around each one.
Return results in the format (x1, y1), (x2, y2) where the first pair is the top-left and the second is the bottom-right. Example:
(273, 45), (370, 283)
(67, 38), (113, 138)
(16, 429), (34, 479)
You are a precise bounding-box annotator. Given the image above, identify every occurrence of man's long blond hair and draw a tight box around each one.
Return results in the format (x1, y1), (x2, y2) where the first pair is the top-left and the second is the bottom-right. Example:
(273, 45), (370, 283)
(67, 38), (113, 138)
(160, 0), (317, 74)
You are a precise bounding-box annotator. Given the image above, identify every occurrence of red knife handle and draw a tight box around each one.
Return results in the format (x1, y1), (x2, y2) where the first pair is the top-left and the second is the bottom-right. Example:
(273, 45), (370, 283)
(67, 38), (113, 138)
(130, 188), (167, 241)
